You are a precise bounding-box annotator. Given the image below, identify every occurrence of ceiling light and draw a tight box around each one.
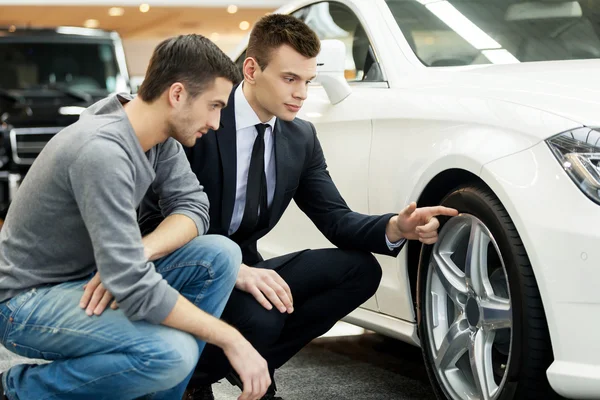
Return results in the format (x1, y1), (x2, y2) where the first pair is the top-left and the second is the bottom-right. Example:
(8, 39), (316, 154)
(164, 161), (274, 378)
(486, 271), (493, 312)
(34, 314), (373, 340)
(139, 3), (150, 13)
(227, 5), (238, 14)
(83, 19), (99, 28)
(239, 21), (250, 31)
(108, 7), (124, 17)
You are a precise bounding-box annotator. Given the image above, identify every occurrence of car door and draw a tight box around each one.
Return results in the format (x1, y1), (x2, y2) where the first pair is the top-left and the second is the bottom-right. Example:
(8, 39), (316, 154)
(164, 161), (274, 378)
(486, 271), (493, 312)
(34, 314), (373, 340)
(257, 1), (388, 311)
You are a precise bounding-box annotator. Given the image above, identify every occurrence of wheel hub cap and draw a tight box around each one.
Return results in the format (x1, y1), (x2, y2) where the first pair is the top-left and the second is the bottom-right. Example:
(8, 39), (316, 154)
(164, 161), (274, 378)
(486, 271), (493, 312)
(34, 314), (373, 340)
(466, 297), (480, 328)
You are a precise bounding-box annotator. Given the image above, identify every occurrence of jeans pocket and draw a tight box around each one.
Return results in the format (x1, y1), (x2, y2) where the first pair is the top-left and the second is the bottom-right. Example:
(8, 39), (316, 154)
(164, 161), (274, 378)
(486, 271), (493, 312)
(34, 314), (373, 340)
(5, 289), (36, 314)
(7, 341), (63, 360)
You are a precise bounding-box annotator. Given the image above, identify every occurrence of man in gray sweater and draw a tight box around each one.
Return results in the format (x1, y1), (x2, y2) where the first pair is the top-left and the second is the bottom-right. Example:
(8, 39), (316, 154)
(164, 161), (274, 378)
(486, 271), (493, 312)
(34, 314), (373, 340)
(0, 35), (271, 400)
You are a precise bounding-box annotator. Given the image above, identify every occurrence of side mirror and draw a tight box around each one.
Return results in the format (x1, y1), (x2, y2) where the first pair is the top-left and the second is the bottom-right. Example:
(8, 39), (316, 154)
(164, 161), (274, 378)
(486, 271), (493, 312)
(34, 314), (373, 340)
(315, 39), (352, 105)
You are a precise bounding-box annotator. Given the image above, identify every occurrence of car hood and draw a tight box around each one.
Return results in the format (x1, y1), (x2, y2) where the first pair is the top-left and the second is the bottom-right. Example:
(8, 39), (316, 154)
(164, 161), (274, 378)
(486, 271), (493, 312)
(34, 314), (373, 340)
(1, 89), (104, 128)
(417, 59), (600, 128)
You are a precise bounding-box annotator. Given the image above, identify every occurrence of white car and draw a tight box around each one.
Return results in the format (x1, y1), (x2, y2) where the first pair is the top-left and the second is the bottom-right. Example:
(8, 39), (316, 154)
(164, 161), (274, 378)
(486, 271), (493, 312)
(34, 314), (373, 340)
(231, 0), (600, 399)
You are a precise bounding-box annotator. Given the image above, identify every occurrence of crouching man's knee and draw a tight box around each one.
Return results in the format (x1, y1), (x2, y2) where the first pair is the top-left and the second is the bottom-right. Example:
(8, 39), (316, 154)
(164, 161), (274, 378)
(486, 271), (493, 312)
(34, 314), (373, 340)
(345, 250), (383, 299)
(188, 235), (242, 287)
(134, 329), (200, 393)
(208, 235), (242, 285)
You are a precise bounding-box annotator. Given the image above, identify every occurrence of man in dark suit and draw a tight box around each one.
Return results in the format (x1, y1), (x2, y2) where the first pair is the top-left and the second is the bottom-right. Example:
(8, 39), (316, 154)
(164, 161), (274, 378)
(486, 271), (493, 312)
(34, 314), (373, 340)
(140, 14), (458, 400)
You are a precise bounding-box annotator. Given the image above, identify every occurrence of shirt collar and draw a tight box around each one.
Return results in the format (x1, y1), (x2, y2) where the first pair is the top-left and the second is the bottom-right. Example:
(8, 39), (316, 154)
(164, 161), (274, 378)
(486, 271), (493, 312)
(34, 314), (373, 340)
(234, 82), (276, 132)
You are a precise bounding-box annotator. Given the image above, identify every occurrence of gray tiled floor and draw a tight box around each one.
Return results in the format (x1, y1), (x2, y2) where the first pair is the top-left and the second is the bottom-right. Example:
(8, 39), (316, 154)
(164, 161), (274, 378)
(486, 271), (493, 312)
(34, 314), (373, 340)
(0, 323), (435, 399)
(0, 347), (47, 372)
(213, 327), (435, 400)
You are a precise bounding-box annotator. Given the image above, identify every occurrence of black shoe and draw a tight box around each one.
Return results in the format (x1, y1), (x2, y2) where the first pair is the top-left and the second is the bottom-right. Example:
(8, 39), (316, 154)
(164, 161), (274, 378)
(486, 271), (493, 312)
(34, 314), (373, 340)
(260, 384), (283, 400)
(226, 371), (283, 400)
(182, 384), (215, 400)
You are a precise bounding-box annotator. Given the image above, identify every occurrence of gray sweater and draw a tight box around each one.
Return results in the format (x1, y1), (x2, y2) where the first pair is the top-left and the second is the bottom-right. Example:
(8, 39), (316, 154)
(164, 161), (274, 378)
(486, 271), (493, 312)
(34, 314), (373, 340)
(0, 94), (210, 324)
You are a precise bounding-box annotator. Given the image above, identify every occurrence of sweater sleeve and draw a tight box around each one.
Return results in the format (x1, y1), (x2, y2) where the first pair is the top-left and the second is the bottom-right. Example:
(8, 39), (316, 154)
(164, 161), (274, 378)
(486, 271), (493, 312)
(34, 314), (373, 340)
(151, 138), (210, 235)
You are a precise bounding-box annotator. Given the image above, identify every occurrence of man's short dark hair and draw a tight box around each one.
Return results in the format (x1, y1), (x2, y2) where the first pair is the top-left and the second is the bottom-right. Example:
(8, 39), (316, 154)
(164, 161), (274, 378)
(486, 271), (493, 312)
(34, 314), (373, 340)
(138, 34), (241, 102)
(247, 14), (321, 70)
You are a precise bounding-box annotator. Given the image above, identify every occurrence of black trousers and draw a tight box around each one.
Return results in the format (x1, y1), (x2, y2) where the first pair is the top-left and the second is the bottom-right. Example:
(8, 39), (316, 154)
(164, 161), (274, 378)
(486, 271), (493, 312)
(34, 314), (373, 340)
(189, 248), (383, 386)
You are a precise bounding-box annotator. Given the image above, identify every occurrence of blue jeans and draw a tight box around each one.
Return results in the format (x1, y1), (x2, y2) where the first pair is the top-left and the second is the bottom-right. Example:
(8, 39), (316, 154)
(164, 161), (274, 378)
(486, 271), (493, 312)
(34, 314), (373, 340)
(0, 235), (241, 400)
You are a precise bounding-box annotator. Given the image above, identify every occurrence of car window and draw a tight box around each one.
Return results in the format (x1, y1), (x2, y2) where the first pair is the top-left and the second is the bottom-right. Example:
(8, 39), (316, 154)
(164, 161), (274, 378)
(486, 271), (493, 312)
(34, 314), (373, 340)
(0, 41), (120, 93)
(294, 1), (384, 82)
(385, 0), (600, 66)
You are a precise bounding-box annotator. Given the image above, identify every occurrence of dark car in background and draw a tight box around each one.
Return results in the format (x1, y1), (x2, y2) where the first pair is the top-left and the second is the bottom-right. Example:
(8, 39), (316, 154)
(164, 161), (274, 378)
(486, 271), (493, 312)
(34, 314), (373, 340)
(0, 26), (131, 219)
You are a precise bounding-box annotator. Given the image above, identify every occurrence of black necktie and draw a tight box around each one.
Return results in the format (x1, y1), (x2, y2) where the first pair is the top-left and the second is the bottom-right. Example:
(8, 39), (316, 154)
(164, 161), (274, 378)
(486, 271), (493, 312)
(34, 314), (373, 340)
(234, 123), (269, 239)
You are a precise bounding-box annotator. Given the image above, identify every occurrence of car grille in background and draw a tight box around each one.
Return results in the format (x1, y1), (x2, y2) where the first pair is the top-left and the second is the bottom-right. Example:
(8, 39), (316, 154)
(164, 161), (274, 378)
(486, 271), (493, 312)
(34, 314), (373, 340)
(9, 127), (63, 165)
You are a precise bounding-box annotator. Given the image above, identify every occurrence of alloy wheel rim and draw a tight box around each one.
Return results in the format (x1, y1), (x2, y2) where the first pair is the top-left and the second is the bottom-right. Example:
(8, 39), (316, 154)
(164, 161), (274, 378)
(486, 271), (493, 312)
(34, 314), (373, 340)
(425, 214), (513, 400)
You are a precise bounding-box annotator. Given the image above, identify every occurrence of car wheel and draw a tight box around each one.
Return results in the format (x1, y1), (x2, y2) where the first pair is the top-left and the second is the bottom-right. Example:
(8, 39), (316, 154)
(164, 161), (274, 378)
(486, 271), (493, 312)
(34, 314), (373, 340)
(417, 184), (556, 400)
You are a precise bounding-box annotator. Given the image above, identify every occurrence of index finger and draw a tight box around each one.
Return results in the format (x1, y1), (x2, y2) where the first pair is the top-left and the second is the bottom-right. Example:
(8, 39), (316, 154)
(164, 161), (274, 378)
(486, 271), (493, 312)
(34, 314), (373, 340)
(428, 206), (459, 217)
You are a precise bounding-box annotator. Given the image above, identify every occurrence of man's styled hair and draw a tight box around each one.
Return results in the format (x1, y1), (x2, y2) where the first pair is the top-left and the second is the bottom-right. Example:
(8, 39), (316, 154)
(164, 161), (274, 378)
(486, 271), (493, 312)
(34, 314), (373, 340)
(246, 14), (321, 70)
(138, 34), (241, 102)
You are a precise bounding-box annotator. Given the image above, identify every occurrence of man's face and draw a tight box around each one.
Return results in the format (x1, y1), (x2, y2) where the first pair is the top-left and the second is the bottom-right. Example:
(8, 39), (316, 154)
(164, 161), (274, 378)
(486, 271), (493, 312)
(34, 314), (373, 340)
(168, 77), (233, 147)
(253, 45), (317, 122)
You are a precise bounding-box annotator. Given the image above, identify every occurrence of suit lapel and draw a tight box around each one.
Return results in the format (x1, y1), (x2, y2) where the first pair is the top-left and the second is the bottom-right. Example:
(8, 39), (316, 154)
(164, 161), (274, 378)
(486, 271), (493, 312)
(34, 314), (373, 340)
(216, 88), (238, 233)
(268, 118), (290, 228)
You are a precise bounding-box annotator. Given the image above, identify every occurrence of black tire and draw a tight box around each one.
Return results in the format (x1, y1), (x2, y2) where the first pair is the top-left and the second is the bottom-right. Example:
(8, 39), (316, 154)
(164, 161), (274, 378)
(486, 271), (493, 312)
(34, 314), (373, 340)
(416, 183), (558, 400)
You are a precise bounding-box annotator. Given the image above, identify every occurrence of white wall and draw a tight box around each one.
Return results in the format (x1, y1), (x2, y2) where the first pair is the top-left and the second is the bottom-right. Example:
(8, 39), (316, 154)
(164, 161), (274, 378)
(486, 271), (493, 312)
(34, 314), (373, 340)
(123, 34), (246, 77)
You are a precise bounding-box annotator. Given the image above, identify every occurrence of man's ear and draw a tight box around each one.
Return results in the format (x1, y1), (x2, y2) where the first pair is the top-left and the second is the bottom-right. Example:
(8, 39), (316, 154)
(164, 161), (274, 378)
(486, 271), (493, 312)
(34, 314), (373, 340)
(167, 82), (186, 108)
(243, 57), (260, 84)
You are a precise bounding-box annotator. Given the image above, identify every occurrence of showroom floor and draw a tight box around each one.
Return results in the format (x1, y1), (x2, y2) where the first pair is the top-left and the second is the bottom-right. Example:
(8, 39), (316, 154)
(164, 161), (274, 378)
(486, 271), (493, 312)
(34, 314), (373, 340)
(213, 322), (436, 400)
(0, 322), (436, 399)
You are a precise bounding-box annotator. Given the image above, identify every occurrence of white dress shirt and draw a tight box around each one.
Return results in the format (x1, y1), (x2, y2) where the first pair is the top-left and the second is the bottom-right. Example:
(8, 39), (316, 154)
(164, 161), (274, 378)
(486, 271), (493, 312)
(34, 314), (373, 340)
(229, 83), (405, 251)
(229, 84), (277, 235)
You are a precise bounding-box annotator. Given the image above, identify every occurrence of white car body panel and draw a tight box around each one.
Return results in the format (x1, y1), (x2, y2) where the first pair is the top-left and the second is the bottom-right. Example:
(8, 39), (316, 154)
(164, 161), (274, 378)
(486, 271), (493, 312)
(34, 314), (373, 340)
(482, 142), (600, 398)
(234, 0), (600, 397)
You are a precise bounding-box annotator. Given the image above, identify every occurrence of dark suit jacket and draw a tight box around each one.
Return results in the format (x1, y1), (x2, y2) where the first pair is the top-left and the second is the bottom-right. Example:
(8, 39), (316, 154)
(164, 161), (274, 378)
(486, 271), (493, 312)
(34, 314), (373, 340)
(139, 87), (404, 267)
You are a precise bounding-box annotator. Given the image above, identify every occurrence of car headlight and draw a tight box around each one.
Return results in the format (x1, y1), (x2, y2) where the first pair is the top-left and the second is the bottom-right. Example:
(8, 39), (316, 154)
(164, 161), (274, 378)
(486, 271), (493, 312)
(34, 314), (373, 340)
(547, 127), (600, 204)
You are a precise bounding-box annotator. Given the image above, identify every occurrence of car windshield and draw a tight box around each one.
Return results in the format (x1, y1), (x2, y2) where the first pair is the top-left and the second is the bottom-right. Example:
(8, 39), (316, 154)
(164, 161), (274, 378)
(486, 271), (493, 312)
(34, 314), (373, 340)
(0, 40), (121, 94)
(385, 0), (600, 66)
